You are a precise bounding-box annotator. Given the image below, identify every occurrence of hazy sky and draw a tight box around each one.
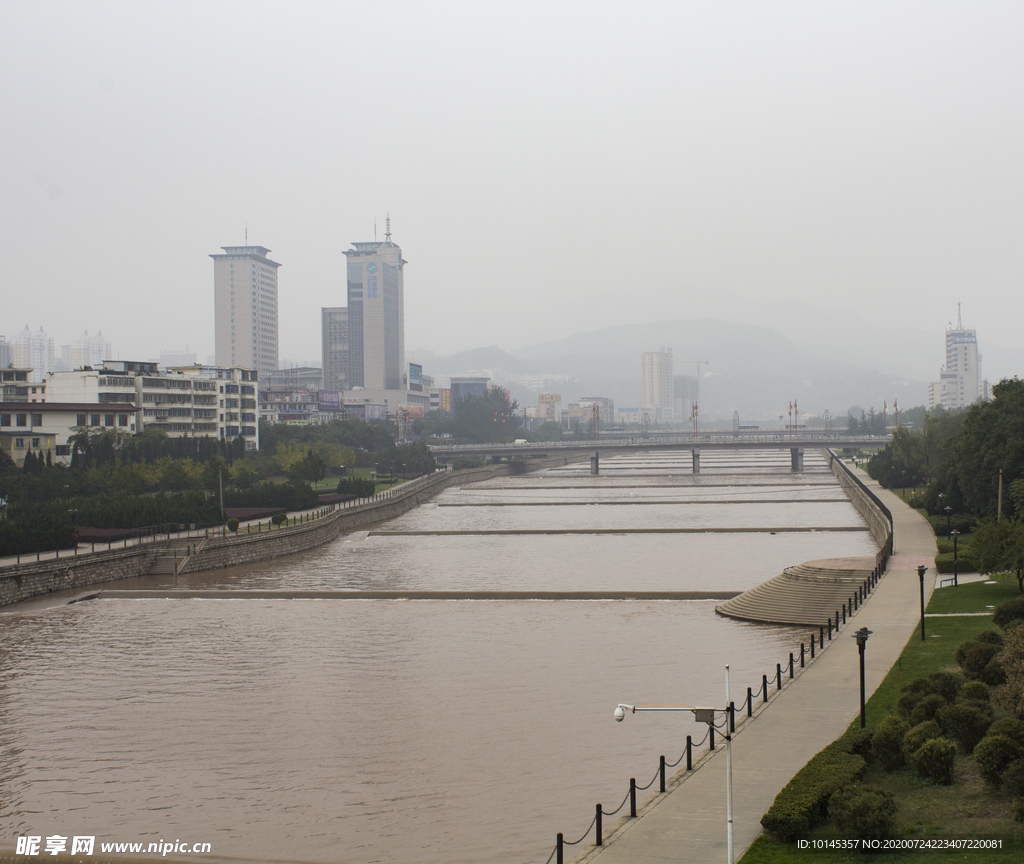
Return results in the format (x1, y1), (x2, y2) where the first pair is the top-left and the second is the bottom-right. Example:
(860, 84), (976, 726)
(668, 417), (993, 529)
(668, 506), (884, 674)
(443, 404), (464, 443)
(2, 0), (1022, 373)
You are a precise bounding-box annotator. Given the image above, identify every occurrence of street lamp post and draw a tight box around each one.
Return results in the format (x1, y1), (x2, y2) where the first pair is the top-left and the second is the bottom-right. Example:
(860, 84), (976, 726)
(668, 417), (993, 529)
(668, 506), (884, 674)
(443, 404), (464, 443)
(615, 666), (735, 863)
(852, 627), (873, 728)
(951, 529), (960, 587)
(917, 565), (927, 641)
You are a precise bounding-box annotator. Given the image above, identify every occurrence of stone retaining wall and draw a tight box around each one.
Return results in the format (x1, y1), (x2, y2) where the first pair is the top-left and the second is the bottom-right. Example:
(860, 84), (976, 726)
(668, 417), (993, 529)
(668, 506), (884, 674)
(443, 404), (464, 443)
(0, 455), (582, 606)
(0, 544), (165, 607)
(825, 449), (893, 568)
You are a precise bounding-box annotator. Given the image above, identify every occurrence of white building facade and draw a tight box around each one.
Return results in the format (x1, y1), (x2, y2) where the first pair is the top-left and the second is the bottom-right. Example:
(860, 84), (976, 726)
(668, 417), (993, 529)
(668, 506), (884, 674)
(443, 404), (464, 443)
(641, 349), (674, 423)
(212, 245), (281, 377)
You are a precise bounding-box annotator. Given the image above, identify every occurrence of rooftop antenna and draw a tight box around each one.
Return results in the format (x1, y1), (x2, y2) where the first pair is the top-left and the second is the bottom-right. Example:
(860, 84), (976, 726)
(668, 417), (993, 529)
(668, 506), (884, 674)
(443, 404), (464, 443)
(384, 212), (394, 245)
(374, 219), (377, 242)
(957, 302), (962, 329)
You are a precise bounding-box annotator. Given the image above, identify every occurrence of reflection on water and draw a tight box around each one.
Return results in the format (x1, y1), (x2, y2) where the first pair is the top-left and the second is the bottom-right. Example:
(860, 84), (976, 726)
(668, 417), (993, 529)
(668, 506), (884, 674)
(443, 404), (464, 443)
(0, 450), (874, 863)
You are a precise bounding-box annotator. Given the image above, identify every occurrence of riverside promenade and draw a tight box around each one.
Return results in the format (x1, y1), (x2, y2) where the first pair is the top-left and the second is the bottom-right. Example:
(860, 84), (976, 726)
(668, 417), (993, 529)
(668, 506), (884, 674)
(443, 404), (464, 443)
(575, 467), (937, 864)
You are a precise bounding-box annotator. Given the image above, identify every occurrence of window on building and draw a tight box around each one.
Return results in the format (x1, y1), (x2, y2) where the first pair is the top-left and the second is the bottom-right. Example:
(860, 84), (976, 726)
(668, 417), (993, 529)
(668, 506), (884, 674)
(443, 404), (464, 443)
(118, 414), (128, 426)
(0, 414), (9, 427)
(15, 438), (23, 449)
(104, 414), (114, 427)
(76, 414), (86, 426)
(16, 414), (27, 427)
(32, 413), (42, 426)
(56, 445), (70, 456)
(31, 438), (40, 448)
(90, 414), (100, 426)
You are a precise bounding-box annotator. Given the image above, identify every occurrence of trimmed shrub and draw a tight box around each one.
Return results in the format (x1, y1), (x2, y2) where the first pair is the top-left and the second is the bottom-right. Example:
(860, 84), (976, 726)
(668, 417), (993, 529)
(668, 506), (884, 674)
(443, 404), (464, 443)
(974, 735), (1024, 788)
(903, 720), (943, 759)
(912, 737), (956, 785)
(270, 513), (287, 525)
(959, 681), (991, 704)
(761, 739), (867, 841)
(960, 643), (1001, 680)
(897, 678), (937, 719)
(977, 630), (1005, 647)
(988, 718), (1024, 747)
(828, 785), (898, 839)
(994, 596), (1024, 631)
(936, 702), (993, 753)
(910, 694), (948, 726)
(336, 477), (376, 498)
(982, 657), (1007, 687)
(845, 727), (875, 759)
(935, 551), (978, 574)
(226, 517), (239, 533)
(929, 671), (963, 703)
(1003, 760), (1024, 798)
(872, 716), (910, 771)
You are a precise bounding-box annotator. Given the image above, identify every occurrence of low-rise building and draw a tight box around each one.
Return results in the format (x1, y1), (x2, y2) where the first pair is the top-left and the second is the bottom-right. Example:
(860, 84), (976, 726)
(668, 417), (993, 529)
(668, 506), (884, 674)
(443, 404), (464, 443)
(0, 402), (137, 466)
(1, 368), (46, 403)
(47, 361), (259, 450)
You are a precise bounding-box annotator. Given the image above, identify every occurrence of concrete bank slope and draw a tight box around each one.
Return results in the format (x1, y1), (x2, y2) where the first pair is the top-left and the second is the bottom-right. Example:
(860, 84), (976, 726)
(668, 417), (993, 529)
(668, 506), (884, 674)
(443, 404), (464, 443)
(574, 469), (936, 864)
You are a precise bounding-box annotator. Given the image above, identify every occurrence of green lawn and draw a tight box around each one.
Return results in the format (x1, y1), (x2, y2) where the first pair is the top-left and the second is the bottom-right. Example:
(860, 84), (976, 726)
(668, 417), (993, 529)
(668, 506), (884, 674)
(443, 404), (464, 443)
(925, 576), (1021, 615)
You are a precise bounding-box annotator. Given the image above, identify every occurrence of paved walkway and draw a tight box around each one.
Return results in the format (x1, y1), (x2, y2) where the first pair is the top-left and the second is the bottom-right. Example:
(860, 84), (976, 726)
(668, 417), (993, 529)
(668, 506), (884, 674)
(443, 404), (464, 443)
(576, 467), (938, 864)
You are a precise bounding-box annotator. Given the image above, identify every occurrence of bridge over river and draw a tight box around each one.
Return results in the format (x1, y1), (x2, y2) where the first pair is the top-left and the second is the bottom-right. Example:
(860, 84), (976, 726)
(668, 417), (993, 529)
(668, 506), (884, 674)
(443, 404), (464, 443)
(429, 433), (890, 473)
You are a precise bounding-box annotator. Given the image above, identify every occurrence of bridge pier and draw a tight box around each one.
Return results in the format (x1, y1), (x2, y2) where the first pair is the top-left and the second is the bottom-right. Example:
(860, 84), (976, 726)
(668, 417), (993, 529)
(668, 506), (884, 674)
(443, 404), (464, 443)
(790, 447), (804, 472)
(692, 449), (700, 474)
(590, 451), (600, 475)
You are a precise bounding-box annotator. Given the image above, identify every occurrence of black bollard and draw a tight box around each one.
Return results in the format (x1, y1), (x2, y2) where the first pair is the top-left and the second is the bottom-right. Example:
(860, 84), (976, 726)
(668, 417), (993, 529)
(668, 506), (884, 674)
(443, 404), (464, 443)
(709, 725), (715, 750)
(557, 834), (563, 864)
(729, 701), (736, 733)
(746, 687), (753, 717)
(820, 624), (825, 646)
(660, 756), (666, 792)
(762, 674), (768, 703)
(810, 635), (816, 659)
(789, 653), (794, 678)
(596, 804), (602, 846)
(842, 603), (847, 624)
(777, 663), (782, 690)
(800, 643), (806, 668)
(630, 778), (636, 817)
(686, 735), (693, 770)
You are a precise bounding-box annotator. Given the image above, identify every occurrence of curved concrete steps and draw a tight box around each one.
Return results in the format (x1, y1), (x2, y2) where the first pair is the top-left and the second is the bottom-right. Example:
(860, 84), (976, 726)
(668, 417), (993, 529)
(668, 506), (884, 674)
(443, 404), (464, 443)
(715, 557), (877, 626)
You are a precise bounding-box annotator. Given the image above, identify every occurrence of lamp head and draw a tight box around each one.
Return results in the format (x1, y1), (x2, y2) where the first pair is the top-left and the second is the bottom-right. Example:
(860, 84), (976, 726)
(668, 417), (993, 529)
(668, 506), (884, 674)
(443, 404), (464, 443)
(917, 564), (927, 578)
(614, 704), (634, 722)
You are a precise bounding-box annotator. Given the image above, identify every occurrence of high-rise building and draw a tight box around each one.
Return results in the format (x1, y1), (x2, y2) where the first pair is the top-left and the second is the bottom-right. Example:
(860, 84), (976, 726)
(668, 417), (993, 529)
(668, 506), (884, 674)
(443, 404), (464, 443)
(0, 336), (11, 369)
(211, 245), (281, 377)
(344, 220), (406, 393)
(641, 349), (674, 422)
(63, 330), (112, 370)
(11, 325), (55, 383)
(321, 307), (349, 391)
(931, 306), (985, 410)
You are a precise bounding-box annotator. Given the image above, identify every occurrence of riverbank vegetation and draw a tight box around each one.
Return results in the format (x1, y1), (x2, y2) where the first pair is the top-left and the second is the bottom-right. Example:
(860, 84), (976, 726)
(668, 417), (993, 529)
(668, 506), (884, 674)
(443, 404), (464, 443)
(741, 587), (1024, 863)
(865, 378), (1024, 592)
(0, 414), (414, 555)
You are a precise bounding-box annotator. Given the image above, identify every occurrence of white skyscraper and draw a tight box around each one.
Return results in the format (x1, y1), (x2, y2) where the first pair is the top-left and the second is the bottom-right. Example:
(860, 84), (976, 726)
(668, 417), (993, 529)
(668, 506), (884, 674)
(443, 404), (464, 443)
(934, 305), (984, 410)
(344, 220), (407, 393)
(211, 245), (281, 377)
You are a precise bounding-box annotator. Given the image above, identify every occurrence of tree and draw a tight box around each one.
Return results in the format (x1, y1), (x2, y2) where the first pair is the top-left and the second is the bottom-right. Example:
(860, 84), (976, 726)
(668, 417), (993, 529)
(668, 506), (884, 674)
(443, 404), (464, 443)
(973, 517), (1024, 593)
(444, 386), (522, 443)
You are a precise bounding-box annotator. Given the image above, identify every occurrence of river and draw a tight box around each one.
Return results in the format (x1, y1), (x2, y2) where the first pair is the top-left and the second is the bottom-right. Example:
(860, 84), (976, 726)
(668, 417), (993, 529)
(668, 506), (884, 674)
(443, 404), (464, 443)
(0, 449), (877, 863)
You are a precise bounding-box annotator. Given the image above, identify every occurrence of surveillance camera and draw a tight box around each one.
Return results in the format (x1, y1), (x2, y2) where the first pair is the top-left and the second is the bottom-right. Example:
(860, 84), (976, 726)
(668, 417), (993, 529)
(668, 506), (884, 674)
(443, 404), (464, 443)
(614, 706), (625, 722)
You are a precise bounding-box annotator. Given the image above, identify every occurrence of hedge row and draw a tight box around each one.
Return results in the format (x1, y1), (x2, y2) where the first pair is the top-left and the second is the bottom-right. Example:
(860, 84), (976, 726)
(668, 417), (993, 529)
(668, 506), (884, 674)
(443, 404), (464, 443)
(760, 732), (870, 840)
(223, 483), (318, 511)
(935, 551), (979, 574)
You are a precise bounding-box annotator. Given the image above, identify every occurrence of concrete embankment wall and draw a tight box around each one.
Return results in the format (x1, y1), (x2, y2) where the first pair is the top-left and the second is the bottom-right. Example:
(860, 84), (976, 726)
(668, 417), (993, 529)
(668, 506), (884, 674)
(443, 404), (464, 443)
(825, 449), (893, 569)
(0, 455), (581, 607)
(0, 544), (166, 607)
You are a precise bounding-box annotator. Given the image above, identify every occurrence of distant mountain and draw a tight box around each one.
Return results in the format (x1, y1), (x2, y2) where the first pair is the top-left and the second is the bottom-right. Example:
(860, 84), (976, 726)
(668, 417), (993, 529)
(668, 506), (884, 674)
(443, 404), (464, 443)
(407, 345), (532, 377)
(413, 318), (935, 423)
